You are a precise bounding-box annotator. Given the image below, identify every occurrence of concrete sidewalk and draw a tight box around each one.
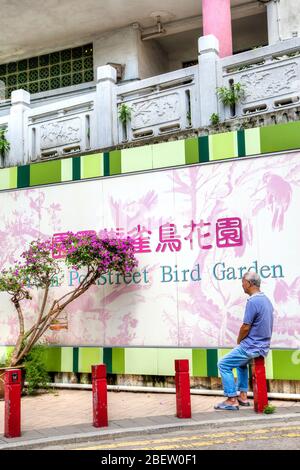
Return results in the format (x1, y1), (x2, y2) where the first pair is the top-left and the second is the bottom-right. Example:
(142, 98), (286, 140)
(0, 390), (300, 449)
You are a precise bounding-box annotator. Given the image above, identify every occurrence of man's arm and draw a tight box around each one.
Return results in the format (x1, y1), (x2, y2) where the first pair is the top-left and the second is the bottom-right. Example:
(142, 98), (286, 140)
(237, 323), (251, 344)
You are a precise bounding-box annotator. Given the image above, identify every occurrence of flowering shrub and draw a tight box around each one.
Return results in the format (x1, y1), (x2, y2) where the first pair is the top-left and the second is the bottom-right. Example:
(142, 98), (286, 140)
(0, 232), (138, 367)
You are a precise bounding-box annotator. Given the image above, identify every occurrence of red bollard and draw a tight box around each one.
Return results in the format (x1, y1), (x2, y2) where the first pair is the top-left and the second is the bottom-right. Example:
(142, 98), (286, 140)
(4, 369), (21, 438)
(92, 364), (108, 427)
(252, 356), (268, 413)
(175, 359), (191, 419)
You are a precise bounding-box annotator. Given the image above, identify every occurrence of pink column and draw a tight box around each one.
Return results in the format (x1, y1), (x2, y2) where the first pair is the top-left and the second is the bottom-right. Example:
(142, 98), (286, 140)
(202, 0), (233, 58)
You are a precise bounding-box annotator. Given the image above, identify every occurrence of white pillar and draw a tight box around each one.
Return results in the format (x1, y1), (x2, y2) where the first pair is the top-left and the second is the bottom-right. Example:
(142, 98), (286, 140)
(266, 0), (280, 44)
(198, 35), (220, 127)
(266, 0), (300, 44)
(8, 89), (30, 166)
(96, 65), (117, 149)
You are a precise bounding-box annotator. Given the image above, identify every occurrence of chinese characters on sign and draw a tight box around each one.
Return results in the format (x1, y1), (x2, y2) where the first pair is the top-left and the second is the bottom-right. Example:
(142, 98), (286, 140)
(52, 217), (243, 258)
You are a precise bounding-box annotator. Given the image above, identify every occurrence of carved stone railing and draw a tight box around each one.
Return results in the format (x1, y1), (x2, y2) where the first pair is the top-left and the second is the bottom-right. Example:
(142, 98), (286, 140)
(27, 94), (96, 161)
(116, 66), (200, 142)
(1, 36), (300, 168)
(221, 38), (300, 120)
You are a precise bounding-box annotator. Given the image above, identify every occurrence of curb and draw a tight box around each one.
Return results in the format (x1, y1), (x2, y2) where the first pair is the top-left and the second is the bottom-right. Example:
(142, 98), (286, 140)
(1, 412), (300, 450)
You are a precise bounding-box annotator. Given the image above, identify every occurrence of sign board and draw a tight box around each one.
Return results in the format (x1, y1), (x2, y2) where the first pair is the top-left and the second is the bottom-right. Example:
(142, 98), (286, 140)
(0, 151), (299, 349)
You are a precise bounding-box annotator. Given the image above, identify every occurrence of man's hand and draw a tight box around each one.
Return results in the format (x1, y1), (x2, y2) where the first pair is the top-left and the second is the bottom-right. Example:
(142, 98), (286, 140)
(237, 323), (251, 344)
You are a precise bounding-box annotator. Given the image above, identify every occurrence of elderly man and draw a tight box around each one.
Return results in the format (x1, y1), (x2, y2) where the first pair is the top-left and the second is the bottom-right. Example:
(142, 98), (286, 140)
(214, 271), (274, 411)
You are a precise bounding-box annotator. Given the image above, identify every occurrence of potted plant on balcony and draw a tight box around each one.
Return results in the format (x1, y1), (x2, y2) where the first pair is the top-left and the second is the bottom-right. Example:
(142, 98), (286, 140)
(118, 103), (131, 142)
(217, 82), (245, 118)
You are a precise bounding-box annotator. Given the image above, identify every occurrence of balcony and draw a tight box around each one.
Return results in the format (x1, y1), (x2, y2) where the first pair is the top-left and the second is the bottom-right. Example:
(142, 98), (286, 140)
(1, 36), (300, 168)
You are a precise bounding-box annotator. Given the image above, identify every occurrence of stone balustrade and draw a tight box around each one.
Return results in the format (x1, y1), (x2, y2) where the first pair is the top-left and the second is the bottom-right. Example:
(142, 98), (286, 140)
(0, 36), (300, 168)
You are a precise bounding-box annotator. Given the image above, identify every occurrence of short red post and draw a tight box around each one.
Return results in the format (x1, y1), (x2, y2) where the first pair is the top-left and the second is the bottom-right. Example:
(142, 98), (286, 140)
(175, 359), (191, 419)
(92, 364), (108, 427)
(252, 357), (268, 413)
(4, 369), (21, 438)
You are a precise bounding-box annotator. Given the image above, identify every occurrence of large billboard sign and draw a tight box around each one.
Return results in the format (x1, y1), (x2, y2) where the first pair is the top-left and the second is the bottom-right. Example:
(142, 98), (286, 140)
(0, 151), (300, 349)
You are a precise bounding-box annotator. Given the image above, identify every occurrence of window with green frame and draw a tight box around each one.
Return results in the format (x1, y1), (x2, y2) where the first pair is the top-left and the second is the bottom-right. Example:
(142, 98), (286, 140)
(0, 43), (94, 99)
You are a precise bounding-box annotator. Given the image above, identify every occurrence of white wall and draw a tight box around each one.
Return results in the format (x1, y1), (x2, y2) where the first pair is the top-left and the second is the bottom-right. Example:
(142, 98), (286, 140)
(93, 26), (170, 81)
(279, 0), (300, 40)
(137, 38), (168, 79)
(93, 26), (140, 81)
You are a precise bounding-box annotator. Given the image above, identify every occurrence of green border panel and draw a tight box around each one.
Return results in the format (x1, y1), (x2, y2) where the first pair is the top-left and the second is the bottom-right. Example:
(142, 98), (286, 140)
(78, 347), (102, 373)
(125, 348), (158, 375)
(43, 347), (62, 372)
(260, 121), (300, 154)
(17, 164), (30, 188)
(81, 153), (103, 179)
(157, 349), (193, 376)
(121, 146), (153, 173)
(112, 348), (125, 374)
(152, 141), (185, 169)
(103, 347), (112, 373)
(109, 150), (122, 175)
(209, 131), (238, 161)
(30, 160), (61, 186)
(192, 349), (207, 377)
(72, 157), (81, 180)
(207, 349), (218, 377)
(73, 347), (79, 373)
(103, 152), (110, 176)
(237, 130), (246, 157)
(272, 350), (300, 380)
(185, 138), (199, 165)
(61, 347), (73, 373)
(198, 136), (209, 163)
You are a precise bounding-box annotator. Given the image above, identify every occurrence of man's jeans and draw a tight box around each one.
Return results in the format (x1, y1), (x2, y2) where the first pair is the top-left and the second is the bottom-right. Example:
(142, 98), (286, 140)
(217, 346), (260, 398)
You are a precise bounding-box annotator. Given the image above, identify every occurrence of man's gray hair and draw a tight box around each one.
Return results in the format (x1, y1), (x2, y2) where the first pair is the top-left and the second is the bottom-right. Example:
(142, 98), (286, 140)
(243, 271), (261, 287)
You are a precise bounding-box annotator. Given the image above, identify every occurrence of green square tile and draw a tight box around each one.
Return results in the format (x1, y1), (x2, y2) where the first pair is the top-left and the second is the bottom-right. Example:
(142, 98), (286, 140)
(209, 131), (238, 161)
(9, 167), (18, 189)
(157, 349), (193, 376)
(103, 348), (112, 373)
(30, 160), (61, 186)
(272, 350), (300, 380)
(61, 347), (73, 373)
(72, 157), (81, 180)
(265, 351), (273, 380)
(0, 168), (10, 190)
(112, 348), (125, 374)
(17, 164), (30, 188)
(260, 122), (300, 154)
(43, 347), (61, 372)
(125, 348), (158, 375)
(185, 138), (199, 165)
(109, 150), (122, 175)
(121, 146), (152, 173)
(245, 127), (261, 156)
(198, 136), (209, 163)
(103, 152), (110, 176)
(192, 349), (207, 376)
(237, 129), (246, 157)
(61, 158), (73, 182)
(207, 349), (218, 377)
(152, 140), (186, 169)
(78, 347), (103, 373)
(81, 153), (103, 179)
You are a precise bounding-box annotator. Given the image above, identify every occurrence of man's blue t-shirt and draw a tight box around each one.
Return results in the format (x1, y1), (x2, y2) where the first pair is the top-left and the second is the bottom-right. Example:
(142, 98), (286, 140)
(240, 292), (274, 357)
